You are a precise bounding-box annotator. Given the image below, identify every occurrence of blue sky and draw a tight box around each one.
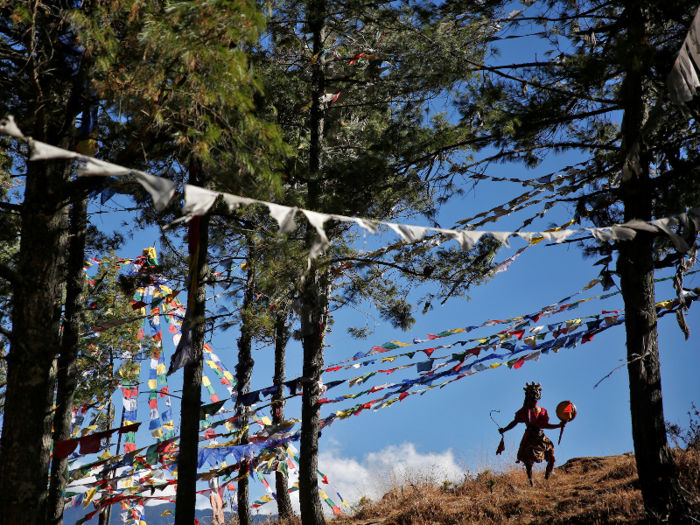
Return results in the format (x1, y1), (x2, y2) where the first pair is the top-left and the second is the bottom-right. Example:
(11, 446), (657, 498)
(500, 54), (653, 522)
(61, 3), (700, 519)
(77, 147), (700, 520)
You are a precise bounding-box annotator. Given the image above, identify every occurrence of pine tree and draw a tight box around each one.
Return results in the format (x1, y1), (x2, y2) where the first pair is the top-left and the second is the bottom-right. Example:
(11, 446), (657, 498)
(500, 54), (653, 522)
(449, 0), (700, 521)
(255, 1), (500, 522)
(0, 0), (284, 522)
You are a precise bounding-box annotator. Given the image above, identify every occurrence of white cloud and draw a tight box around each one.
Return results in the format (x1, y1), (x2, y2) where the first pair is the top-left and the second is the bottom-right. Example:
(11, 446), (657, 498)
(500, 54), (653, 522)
(196, 494), (212, 510)
(318, 442), (465, 507)
(251, 442), (467, 518)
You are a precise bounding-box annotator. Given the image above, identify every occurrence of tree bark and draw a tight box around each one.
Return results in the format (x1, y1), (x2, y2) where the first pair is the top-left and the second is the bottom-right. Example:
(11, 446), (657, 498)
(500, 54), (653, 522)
(174, 210), (210, 525)
(618, 172), (689, 523)
(0, 150), (72, 525)
(273, 312), (294, 522)
(298, 0), (327, 522)
(47, 197), (89, 525)
(236, 257), (256, 525)
(616, 3), (689, 522)
(299, 266), (329, 525)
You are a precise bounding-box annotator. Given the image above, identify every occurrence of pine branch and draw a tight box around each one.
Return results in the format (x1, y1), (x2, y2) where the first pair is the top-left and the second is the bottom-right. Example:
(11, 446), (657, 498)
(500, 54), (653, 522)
(0, 202), (22, 213)
(0, 262), (19, 286)
(328, 256), (424, 277)
(0, 325), (12, 341)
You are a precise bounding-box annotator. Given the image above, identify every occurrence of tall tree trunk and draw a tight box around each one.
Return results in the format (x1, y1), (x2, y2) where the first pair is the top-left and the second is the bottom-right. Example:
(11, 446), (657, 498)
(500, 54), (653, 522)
(98, 350), (115, 525)
(299, 268), (329, 525)
(273, 312), (294, 522)
(616, 3), (688, 522)
(105, 410), (125, 525)
(174, 208), (211, 525)
(0, 152), (71, 525)
(47, 197), (89, 525)
(618, 183), (689, 523)
(236, 257), (256, 525)
(299, 0), (327, 523)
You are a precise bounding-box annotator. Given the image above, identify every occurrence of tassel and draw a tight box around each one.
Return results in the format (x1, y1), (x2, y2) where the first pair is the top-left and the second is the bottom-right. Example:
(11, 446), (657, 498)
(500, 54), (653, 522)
(496, 436), (505, 455)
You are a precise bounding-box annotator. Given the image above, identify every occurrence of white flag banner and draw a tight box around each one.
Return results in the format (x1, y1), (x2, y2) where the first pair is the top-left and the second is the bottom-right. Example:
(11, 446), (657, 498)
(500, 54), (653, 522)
(549, 229), (576, 243)
(0, 116), (25, 139)
(489, 231), (512, 247)
(266, 203), (298, 234)
(2, 115), (698, 263)
(653, 218), (690, 252)
(78, 157), (132, 176)
(183, 185), (219, 217)
(135, 171), (177, 212)
(668, 6), (700, 107)
(590, 228), (613, 242)
(610, 225), (636, 241)
(387, 223), (430, 243)
(517, 231), (537, 243)
(303, 210), (332, 261)
(222, 194), (257, 211)
(622, 219), (658, 233)
(28, 139), (80, 161)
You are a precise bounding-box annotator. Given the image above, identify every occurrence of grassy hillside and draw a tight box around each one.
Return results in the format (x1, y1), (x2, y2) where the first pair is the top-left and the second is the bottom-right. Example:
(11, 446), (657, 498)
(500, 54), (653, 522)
(259, 448), (699, 525)
(330, 449), (700, 525)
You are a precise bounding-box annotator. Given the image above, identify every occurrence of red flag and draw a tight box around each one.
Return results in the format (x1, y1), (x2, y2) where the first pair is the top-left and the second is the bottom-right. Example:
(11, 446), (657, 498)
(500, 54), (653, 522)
(582, 332), (595, 343)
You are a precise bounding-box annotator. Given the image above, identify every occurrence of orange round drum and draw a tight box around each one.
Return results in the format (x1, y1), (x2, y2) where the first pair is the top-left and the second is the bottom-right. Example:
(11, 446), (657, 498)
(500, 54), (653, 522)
(556, 400), (577, 423)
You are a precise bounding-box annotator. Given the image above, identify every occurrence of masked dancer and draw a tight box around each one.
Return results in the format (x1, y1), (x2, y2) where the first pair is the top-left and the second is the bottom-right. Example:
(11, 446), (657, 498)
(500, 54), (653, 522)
(499, 382), (565, 486)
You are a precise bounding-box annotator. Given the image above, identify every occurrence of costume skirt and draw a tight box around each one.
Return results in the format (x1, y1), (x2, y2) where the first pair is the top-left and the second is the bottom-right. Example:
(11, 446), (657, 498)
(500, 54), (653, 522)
(517, 427), (555, 465)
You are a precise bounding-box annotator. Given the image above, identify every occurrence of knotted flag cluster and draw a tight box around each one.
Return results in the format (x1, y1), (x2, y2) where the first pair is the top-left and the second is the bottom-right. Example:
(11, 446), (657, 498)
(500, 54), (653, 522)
(129, 248), (183, 442)
(121, 374), (140, 454)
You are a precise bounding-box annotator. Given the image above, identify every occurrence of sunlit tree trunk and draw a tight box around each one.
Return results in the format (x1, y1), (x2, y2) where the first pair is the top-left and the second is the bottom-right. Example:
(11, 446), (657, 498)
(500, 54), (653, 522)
(47, 197), (88, 525)
(273, 312), (294, 521)
(175, 174), (211, 525)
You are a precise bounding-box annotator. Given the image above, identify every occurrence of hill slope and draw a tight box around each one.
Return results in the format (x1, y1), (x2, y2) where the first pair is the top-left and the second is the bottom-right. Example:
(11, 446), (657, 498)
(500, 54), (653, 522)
(329, 451), (699, 525)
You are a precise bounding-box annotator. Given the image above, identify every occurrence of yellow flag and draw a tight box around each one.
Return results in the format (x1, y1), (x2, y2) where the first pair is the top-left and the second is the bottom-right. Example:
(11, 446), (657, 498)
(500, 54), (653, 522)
(583, 278), (601, 290)
(83, 487), (96, 507)
(75, 139), (98, 157)
(81, 425), (98, 437)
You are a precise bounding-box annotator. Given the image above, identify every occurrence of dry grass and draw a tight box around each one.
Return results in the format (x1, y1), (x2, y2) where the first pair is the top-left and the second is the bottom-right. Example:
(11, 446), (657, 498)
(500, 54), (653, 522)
(261, 450), (698, 525)
(246, 446), (700, 525)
